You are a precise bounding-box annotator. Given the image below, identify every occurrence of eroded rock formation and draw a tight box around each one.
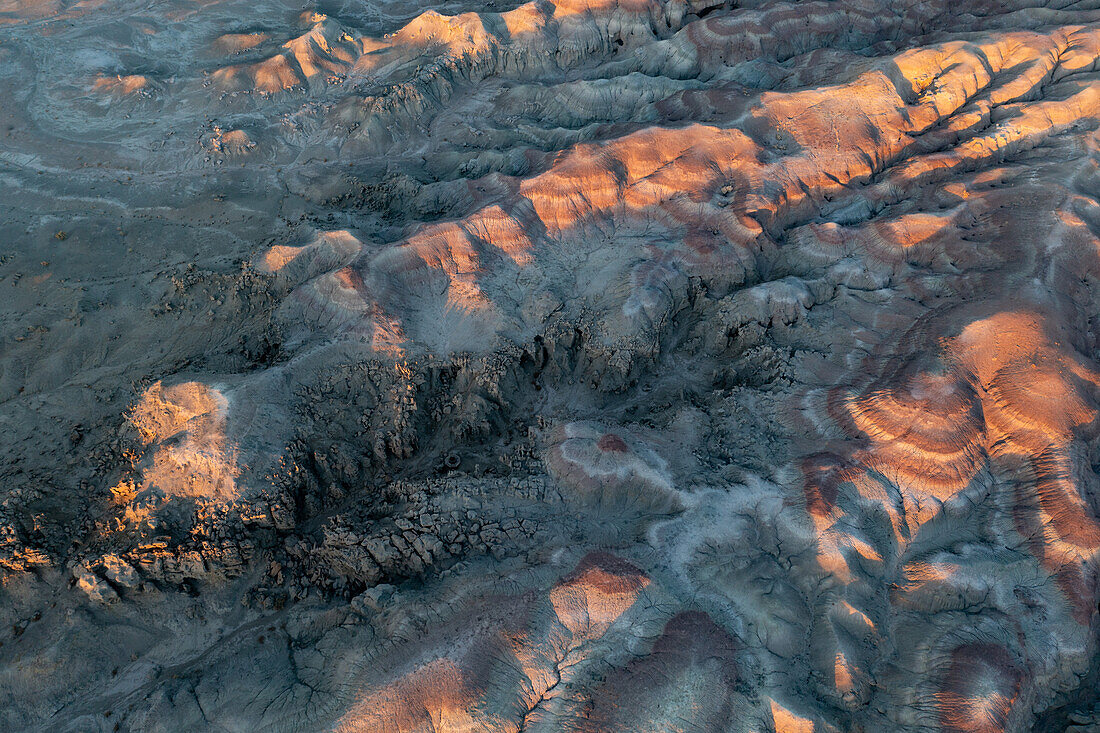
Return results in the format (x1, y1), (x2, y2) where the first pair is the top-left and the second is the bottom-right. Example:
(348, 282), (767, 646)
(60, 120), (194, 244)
(2, 0), (1100, 730)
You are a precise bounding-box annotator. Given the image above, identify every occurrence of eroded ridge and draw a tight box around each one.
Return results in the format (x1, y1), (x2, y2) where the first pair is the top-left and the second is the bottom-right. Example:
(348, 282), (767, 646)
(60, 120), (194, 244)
(2, 0), (1100, 731)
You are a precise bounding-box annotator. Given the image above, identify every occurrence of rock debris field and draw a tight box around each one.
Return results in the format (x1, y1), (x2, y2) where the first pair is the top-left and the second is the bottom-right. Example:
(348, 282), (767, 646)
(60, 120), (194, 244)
(2, 0), (1100, 730)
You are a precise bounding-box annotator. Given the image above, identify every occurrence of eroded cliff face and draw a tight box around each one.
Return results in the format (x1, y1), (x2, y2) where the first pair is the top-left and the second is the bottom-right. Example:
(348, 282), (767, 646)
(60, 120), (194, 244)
(2, 0), (1100, 730)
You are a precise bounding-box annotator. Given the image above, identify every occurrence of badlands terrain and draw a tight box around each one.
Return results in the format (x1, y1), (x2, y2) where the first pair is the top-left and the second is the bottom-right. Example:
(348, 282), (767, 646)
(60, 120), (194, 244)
(2, 0), (1100, 730)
